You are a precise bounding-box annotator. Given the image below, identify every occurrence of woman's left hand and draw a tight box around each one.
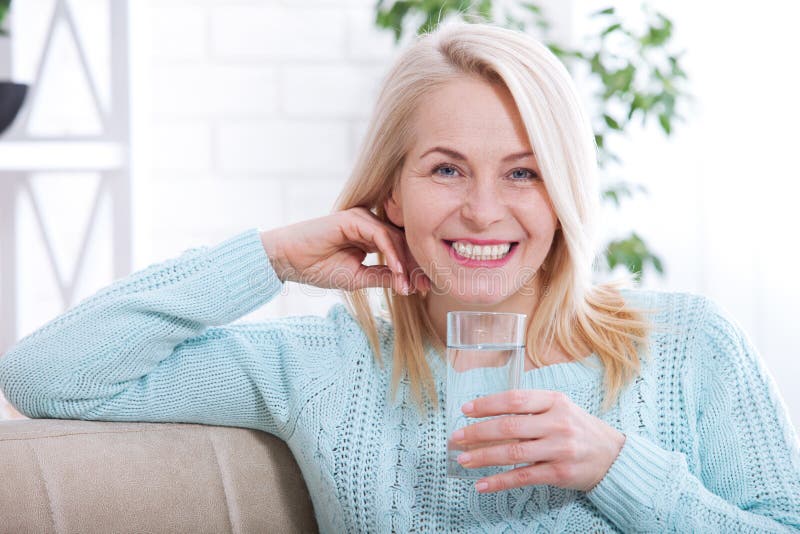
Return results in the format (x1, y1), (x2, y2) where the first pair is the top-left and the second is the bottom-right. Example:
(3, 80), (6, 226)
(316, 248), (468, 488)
(449, 389), (626, 493)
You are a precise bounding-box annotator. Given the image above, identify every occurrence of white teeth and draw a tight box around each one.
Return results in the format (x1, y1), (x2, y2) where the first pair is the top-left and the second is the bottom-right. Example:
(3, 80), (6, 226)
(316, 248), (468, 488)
(451, 241), (512, 260)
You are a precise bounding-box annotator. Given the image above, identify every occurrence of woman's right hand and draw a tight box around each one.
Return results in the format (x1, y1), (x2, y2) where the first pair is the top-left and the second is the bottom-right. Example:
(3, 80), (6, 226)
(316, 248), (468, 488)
(259, 207), (431, 295)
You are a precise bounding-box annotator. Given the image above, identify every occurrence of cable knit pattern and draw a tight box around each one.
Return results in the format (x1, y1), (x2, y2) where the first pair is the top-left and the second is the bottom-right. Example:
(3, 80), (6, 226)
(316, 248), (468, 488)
(1, 227), (799, 533)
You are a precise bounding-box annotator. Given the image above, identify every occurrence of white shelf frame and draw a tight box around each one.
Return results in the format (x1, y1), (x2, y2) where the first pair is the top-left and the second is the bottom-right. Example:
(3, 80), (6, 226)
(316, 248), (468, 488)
(0, 0), (131, 354)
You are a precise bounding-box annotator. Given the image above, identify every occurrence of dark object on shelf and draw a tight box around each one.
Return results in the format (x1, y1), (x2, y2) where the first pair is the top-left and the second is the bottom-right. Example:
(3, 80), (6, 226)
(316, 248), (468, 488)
(0, 81), (27, 136)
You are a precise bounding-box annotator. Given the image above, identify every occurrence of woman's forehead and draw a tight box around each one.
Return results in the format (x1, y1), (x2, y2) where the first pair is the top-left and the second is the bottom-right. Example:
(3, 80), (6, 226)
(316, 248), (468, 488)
(410, 86), (531, 153)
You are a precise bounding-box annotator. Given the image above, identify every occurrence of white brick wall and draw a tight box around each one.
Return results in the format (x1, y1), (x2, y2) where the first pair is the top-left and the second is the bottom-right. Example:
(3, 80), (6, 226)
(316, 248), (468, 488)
(210, 5), (348, 60)
(151, 65), (280, 117)
(148, 4), (207, 60)
(216, 120), (350, 173)
(283, 64), (387, 118)
(139, 0), (415, 321)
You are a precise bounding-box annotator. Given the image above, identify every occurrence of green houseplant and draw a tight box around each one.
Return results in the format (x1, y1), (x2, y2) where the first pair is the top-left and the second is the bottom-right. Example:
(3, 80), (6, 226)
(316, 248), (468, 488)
(374, 2), (690, 283)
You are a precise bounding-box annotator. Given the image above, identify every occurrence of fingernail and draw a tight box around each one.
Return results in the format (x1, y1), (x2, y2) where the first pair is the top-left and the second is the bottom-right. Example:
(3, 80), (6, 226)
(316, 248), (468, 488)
(475, 482), (489, 492)
(461, 401), (474, 414)
(451, 429), (464, 441)
(457, 452), (471, 464)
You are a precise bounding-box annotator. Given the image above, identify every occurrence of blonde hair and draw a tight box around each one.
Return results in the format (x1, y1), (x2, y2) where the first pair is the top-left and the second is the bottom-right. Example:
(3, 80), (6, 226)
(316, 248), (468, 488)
(332, 19), (668, 414)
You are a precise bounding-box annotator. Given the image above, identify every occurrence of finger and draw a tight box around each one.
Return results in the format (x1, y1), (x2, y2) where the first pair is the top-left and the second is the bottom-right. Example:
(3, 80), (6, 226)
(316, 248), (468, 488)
(353, 211), (417, 294)
(333, 241), (404, 293)
(352, 264), (406, 294)
(385, 224), (432, 295)
(351, 222), (409, 295)
(352, 209), (425, 295)
(463, 389), (563, 417)
(414, 267), (432, 295)
(379, 227), (417, 294)
(452, 414), (548, 445)
(448, 434), (516, 452)
(368, 227), (405, 278)
(456, 437), (558, 469)
(473, 462), (561, 493)
(346, 215), (404, 277)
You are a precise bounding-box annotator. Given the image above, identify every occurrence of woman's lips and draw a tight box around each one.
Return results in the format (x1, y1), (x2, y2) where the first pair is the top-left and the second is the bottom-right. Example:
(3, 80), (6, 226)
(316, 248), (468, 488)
(445, 237), (515, 245)
(442, 240), (519, 268)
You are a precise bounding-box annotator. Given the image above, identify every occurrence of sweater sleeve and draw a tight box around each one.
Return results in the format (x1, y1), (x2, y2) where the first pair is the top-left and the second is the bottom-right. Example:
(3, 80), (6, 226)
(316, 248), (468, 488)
(586, 295), (800, 532)
(0, 228), (346, 441)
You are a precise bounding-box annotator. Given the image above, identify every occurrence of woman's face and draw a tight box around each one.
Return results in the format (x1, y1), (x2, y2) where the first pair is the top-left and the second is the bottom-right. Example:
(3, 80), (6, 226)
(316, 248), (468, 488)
(385, 76), (560, 307)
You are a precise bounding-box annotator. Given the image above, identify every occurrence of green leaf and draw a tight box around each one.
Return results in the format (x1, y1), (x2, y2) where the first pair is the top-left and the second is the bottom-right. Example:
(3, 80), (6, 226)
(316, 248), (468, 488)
(600, 23), (621, 38)
(592, 7), (615, 17)
(589, 52), (604, 76)
(668, 53), (688, 78)
(603, 114), (621, 130)
(477, 0), (493, 20)
(375, 0), (414, 43)
(594, 134), (604, 148)
(662, 92), (676, 115)
(652, 255), (664, 274)
(658, 113), (671, 134)
(602, 64), (635, 98)
(601, 181), (647, 207)
(603, 190), (620, 207)
(640, 13), (673, 47)
(547, 43), (568, 57)
(521, 2), (542, 14)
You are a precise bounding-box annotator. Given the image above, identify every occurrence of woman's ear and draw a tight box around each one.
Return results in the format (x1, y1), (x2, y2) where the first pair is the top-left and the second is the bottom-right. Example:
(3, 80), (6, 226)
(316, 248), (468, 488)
(384, 190), (404, 228)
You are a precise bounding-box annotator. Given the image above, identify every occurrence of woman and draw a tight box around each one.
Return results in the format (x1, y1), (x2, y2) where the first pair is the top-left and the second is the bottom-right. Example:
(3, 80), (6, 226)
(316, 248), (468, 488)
(1, 20), (799, 533)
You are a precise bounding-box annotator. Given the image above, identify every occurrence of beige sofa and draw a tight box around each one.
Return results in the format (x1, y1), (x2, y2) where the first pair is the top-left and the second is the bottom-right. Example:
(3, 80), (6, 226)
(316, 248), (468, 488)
(0, 419), (319, 533)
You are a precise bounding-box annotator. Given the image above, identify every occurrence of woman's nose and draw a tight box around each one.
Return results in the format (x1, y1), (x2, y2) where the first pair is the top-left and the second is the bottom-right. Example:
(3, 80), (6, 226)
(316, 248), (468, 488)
(460, 179), (507, 229)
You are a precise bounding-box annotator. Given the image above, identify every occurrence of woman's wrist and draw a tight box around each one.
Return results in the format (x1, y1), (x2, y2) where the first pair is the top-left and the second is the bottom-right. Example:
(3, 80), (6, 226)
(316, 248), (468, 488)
(259, 229), (289, 283)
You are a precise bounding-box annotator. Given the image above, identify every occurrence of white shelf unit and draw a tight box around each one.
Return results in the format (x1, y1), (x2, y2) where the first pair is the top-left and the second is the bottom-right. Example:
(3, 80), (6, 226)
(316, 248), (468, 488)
(0, 0), (131, 355)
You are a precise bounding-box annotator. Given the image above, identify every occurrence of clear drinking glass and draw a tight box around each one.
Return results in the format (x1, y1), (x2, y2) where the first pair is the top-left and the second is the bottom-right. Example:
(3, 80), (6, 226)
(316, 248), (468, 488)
(446, 311), (527, 479)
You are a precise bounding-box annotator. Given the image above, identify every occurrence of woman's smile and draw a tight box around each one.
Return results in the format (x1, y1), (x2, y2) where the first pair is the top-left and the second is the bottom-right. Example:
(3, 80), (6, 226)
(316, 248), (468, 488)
(442, 239), (520, 268)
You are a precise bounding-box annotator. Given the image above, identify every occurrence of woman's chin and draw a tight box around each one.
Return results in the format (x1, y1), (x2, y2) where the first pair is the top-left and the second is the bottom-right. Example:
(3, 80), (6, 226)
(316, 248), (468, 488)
(424, 278), (516, 306)
(449, 290), (510, 307)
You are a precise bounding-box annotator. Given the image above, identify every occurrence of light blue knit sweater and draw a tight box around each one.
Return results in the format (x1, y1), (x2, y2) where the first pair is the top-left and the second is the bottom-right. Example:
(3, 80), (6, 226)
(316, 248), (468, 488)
(1, 227), (799, 533)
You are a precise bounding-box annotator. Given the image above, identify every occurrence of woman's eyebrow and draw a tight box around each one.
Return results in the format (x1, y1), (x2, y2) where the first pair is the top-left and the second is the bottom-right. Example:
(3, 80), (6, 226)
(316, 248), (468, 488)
(419, 146), (534, 162)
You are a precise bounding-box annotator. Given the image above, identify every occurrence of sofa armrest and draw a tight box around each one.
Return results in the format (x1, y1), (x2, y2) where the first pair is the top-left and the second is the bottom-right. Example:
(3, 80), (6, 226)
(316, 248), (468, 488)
(0, 419), (318, 533)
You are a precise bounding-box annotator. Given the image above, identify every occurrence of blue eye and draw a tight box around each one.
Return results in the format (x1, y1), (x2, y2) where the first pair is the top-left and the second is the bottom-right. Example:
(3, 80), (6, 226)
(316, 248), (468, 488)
(433, 164), (460, 177)
(509, 168), (539, 181)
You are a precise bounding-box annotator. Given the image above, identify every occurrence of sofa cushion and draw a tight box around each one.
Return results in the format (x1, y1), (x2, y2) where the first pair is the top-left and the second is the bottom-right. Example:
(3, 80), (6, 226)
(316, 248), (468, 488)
(0, 419), (318, 533)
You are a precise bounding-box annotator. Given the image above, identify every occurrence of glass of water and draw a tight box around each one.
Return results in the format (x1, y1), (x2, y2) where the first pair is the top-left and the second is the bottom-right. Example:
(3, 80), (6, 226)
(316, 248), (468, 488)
(446, 310), (527, 479)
